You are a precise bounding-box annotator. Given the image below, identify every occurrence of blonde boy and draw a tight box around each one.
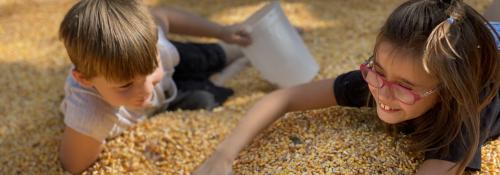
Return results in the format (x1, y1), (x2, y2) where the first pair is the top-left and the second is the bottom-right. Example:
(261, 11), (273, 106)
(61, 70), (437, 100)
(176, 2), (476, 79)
(58, 0), (250, 173)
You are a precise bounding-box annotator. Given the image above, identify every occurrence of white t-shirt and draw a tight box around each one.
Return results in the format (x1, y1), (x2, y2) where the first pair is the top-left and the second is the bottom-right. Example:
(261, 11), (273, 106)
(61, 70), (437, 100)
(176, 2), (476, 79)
(60, 28), (179, 142)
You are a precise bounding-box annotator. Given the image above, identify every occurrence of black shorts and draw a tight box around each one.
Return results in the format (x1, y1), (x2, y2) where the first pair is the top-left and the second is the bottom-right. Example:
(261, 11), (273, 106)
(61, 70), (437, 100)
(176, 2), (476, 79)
(171, 41), (227, 81)
(168, 41), (233, 110)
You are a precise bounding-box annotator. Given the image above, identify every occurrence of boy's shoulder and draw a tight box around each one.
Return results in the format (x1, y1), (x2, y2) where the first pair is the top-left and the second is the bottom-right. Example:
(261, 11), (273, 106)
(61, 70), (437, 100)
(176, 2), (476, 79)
(60, 70), (154, 141)
(61, 72), (114, 113)
(60, 71), (119, 141)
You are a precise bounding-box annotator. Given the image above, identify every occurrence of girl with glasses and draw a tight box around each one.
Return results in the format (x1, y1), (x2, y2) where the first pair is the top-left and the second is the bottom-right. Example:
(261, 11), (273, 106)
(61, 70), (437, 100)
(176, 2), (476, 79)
(194, 0), (500, 174)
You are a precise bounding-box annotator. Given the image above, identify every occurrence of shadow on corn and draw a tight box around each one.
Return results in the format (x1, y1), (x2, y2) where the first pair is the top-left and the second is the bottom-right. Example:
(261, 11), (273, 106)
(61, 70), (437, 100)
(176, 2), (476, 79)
(0, 60), (68, 174)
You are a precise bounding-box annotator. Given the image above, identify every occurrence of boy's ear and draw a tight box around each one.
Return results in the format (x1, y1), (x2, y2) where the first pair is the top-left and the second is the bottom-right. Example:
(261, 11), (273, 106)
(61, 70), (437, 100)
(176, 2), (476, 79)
(71, 70), (94, 88)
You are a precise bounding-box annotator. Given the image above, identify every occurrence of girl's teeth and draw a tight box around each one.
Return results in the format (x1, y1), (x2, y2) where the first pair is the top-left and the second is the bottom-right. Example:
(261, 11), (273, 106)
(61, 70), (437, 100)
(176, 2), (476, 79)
(380, 103), (392, 110)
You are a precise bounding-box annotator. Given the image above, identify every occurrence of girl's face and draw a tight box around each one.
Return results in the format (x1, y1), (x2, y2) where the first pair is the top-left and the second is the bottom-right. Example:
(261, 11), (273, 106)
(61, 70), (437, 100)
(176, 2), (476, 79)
(369, 42), (441, 124)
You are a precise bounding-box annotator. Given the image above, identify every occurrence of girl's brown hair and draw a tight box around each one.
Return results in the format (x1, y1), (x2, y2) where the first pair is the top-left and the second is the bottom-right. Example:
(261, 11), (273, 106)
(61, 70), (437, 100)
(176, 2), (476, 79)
(374, 0), (499, 172)
(59, 0), (159, 82)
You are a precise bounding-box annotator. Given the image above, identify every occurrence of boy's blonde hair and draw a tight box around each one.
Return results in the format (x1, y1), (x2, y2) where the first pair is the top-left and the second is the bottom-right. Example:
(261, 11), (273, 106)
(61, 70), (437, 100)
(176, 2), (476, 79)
(59, 0), (158, 82)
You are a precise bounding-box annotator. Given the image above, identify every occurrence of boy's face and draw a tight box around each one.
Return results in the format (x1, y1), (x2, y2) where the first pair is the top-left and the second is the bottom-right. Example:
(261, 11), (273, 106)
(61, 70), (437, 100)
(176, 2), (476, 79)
(74, 56), (165, 109)
(369, 42), (440, 124)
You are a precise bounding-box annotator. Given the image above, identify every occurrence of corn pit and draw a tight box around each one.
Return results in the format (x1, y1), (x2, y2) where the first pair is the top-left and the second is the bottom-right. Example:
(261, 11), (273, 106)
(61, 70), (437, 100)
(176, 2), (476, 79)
(0, 0), (498, 174)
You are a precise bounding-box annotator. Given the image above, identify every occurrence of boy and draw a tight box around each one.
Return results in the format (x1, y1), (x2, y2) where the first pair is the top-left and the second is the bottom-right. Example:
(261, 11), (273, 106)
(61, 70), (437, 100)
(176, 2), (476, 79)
(58, 0), (250, 173)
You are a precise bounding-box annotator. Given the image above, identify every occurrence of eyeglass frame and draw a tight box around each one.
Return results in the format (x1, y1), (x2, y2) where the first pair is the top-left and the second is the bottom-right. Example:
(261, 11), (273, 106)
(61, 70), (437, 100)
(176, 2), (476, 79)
(359, 56), (439, 105)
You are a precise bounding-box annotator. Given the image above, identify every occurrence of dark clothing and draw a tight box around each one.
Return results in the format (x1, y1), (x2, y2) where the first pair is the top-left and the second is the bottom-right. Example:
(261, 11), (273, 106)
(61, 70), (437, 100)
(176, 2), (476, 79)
(333, 70), (371, 107)
(172, 79), (233, 106)
(169, 41), (233, 110)
(171, 41), (227, 80)
(167, 90), (219, 111)
(333, 70), (500, 170)
(424, 90), (500, 171)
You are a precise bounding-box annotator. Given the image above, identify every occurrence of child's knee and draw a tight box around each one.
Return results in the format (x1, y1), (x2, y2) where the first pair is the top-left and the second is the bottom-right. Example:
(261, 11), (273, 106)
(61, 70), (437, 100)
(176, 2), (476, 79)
(218, 42), (243, 64)
(182, 91), (219, 110)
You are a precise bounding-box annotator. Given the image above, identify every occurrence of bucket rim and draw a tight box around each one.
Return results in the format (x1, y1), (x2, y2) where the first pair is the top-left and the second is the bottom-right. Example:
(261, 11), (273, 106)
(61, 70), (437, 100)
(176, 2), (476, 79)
(243, 1), (282, 29)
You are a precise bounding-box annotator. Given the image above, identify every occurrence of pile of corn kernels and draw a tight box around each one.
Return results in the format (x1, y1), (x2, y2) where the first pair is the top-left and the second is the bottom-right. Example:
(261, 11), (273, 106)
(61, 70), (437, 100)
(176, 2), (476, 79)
(0, 0), (497, 174)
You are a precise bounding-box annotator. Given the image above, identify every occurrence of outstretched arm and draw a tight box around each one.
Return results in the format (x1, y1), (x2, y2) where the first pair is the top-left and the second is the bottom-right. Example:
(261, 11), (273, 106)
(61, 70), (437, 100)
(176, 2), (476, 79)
(150, 6), (251, 46)
(192, 78), (338, 175)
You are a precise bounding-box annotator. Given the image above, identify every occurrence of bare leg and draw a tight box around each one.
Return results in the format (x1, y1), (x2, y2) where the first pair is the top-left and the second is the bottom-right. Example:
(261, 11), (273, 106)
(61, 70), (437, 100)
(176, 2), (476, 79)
(484, 0), (500, 21)
(210, 57), (250, 86)
(218, 41), (244, 64)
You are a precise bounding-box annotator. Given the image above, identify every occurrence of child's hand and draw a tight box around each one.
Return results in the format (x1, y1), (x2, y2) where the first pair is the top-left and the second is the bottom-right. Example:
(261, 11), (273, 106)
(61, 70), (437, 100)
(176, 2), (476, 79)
(218, 24), (252, 47)
(191, 150), (234, 175)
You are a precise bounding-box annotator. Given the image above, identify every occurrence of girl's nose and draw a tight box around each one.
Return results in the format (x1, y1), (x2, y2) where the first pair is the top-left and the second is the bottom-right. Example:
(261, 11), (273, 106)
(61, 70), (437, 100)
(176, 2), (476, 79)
(377, 84), (395, 101)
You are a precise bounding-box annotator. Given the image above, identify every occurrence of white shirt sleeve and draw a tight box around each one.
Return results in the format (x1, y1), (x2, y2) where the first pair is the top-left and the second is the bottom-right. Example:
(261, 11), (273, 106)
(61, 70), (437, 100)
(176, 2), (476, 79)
(60, 81), (117, 143)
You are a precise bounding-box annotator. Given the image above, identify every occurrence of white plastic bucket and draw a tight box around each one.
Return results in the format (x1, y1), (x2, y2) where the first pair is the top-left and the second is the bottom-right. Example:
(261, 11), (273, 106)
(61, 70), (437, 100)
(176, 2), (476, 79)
(241, 1), (319, 88)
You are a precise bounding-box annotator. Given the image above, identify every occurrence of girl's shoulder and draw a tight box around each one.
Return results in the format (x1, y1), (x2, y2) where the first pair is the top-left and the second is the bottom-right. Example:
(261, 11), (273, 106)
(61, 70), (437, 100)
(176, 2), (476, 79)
(424, 88), (500, 170)
(479, 85), (500, 121)
(488, 21), (500, 50)
(333, 70), (371, 107)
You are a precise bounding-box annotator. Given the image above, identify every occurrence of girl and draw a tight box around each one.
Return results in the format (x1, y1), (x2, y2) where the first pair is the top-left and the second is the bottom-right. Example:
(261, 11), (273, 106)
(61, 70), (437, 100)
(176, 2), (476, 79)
(192, 0), (500, 174)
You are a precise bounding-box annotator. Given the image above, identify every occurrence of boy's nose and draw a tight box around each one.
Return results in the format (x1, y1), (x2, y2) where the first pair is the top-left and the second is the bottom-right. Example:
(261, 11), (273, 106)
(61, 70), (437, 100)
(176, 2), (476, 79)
(139, 70), (164, 97)
(137, 79), (154, 97)
(137, 82), (153, 99)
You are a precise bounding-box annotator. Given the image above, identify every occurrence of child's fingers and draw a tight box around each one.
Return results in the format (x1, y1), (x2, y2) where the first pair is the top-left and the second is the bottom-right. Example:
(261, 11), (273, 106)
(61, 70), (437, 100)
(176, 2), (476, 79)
(236, 30), (250, 38)
(236, 27), (250, 37)
(219, 25), (252, 46)
(233, 37), (251, 46)
(234, 30), (252, 46)
(237, 37), (251, 46)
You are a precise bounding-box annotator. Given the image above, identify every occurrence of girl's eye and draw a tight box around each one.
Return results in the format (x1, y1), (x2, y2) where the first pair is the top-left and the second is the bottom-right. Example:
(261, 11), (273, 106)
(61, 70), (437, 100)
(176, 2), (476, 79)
(373, 68), (385, 77)
(398, 83), (413, 90)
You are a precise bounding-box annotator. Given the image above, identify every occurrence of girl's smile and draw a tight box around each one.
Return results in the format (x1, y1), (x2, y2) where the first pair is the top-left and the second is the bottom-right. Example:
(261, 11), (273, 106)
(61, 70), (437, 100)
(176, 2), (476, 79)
(369, 41), (441, 124)
(378, 101), (401, 112)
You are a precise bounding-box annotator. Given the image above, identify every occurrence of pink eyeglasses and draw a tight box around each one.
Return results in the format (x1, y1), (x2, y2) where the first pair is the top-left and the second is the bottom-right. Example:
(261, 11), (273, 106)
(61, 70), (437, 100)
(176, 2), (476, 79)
(359, 58), (439, 105)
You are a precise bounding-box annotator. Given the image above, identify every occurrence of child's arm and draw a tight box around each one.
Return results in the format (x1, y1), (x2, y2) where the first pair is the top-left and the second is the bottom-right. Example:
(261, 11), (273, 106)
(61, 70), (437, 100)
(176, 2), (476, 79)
(416, 159), (460, 175)
(59, 126), (103, 174)
(150, 6), (251, 46)
(192, 78), (338, 175)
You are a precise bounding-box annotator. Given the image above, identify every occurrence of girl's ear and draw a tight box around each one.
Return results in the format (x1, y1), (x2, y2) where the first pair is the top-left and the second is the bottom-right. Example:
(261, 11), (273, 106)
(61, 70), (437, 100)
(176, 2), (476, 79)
(71, 70), (94, 88)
